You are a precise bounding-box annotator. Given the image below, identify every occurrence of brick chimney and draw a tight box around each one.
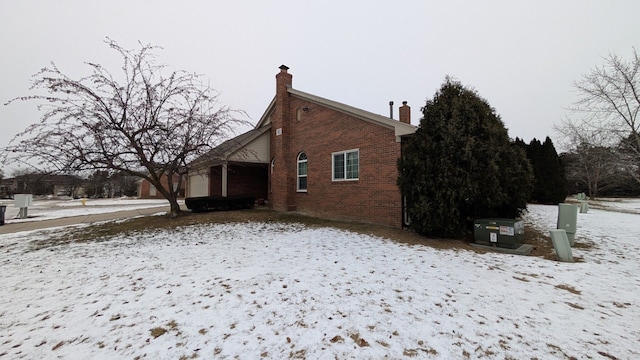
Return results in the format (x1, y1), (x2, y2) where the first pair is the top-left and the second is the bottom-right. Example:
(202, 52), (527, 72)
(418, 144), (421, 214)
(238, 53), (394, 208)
(276, 64), (292, 90)
(272, 65), (296, 211)
(399, 101), (411, 125)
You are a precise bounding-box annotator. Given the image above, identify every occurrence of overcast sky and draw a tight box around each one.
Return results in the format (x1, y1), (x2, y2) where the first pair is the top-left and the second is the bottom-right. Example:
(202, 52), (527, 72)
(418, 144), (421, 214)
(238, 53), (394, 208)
(1, 0), (639, 173)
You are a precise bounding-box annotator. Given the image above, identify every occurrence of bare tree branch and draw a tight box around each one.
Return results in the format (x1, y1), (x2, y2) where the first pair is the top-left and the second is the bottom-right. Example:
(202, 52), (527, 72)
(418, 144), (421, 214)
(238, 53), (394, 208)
(563, 48), (640, 187)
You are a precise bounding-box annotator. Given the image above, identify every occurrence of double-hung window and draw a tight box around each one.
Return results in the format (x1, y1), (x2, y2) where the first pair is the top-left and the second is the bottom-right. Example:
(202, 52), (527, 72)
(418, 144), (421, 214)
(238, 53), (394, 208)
(297, 152), (307, 191)
(332, 149), (359, 181)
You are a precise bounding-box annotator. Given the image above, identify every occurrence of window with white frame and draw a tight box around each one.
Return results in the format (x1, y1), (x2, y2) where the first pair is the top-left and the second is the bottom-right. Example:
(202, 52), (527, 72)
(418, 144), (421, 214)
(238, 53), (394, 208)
(332, 149), (359, 181)
(297, 152), (308, 191)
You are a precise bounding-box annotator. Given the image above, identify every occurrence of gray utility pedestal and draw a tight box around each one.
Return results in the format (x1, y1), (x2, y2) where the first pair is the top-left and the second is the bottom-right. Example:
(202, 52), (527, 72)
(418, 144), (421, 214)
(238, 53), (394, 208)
(579, 201), (588, 213)
(550, 229), (573, 262)
(557, 203), (578, 246)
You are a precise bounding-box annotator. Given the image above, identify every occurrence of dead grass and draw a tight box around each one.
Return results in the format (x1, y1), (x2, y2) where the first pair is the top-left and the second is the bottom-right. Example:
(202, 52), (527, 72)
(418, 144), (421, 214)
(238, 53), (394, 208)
(520, 223), (555, 259)
(565, 302), (585, 310)
(32, 207), (560, 259)
(555, 284), (582, 295)
(149, 327), (167, 338)
(348, 332), (370, 347)
(149, 320), (179, 339)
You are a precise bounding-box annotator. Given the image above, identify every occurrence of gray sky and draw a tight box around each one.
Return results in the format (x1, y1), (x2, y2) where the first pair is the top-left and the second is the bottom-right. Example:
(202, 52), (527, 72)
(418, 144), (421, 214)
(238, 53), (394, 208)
(1, 0), (639, 174)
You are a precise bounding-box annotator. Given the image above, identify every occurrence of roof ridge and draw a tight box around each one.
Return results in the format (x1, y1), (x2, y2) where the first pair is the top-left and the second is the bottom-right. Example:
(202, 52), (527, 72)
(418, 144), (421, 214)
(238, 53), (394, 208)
(287, 88), (416, 136)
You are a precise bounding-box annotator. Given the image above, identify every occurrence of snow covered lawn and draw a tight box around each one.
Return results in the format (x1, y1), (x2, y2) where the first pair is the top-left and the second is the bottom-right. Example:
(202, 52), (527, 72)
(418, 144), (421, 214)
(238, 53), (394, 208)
(0, 198), (170, 224)
(1, 202), (638, 359)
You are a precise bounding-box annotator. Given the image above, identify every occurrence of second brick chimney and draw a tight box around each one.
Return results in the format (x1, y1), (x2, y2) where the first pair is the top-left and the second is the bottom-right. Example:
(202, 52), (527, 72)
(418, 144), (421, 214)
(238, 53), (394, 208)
(399, 101), (411, 125)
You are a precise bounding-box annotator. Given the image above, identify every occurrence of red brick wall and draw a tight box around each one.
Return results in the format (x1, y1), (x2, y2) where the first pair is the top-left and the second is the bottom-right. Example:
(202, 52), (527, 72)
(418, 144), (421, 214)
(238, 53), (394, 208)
(210, 166), (223, 196)
(227, 163), (268, 199)
(271, 96), (403, 228)
(207, 164), (268, 199)
(138, 174), (185, 199)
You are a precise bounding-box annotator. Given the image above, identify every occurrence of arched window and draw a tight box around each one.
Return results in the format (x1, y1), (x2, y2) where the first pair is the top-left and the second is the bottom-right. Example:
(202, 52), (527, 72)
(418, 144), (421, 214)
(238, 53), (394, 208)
(297, 152), (307, 192)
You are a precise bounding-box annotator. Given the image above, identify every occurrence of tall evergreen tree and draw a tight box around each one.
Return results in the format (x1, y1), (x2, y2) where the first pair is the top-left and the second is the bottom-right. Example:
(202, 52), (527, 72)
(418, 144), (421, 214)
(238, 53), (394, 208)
(540, 137), (568, 203)
(514, 137), (527, 151)
(398, 78), (533, 237)
(525, 137), (568, 204)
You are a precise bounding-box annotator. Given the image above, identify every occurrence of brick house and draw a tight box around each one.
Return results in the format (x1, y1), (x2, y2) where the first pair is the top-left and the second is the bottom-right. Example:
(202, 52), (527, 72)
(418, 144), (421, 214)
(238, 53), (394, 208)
(137, 173), (186, 199)
(187, 65), (416, 227)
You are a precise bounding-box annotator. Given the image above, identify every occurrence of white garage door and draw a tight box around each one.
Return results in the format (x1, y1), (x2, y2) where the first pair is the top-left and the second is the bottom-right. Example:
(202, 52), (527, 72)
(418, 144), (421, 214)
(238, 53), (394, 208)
(188, 172), (209, 197)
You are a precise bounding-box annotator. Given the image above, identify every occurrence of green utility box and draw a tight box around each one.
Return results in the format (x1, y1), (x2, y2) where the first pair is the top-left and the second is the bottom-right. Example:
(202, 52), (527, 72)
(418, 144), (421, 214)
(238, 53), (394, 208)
(474, 218), (524, 249)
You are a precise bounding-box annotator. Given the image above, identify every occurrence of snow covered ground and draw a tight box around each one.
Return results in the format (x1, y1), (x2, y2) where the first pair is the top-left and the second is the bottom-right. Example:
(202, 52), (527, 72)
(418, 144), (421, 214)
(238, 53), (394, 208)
(0, 199), (638, 359)
(0, 198), (170, 223)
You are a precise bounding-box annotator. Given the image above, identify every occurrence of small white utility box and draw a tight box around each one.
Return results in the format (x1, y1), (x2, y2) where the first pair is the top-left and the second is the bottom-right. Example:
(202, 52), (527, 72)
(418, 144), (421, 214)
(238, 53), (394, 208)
(14, 194), (33, 207)
(14, 194), (33, 219)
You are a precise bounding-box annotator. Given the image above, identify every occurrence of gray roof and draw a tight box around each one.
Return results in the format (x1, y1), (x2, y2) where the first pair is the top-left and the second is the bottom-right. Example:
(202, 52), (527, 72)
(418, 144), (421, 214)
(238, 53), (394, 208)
(191, 83), (417, 169)
(255, 87), (417, 137)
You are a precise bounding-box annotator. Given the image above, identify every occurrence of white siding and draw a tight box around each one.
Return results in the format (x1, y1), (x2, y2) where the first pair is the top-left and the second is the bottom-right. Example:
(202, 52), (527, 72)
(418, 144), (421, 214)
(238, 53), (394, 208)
(188, 170), (209, 197)
(228, 132), (270, 163)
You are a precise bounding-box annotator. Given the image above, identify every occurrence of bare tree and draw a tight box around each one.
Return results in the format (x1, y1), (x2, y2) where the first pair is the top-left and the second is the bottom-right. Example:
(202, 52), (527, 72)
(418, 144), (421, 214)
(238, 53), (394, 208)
(3, 39), (245, 216)
(555, 118), (620, 199)
(561, 145), (622, 199)
(572, 48), (640, 184)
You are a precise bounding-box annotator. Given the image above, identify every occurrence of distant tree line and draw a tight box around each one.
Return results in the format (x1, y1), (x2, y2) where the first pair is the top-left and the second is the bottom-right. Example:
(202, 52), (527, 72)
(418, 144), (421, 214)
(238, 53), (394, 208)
(1, 170), (138, 198)
(514, 132), (640, 200)
(515, 135), (639, 200)
(514, 137), (568, 204)
(559, 141), (640, 198)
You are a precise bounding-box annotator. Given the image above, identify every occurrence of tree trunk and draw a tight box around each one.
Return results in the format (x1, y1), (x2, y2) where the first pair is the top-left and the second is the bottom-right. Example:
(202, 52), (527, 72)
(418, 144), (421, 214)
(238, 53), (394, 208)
(168, 196), (182, 218)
